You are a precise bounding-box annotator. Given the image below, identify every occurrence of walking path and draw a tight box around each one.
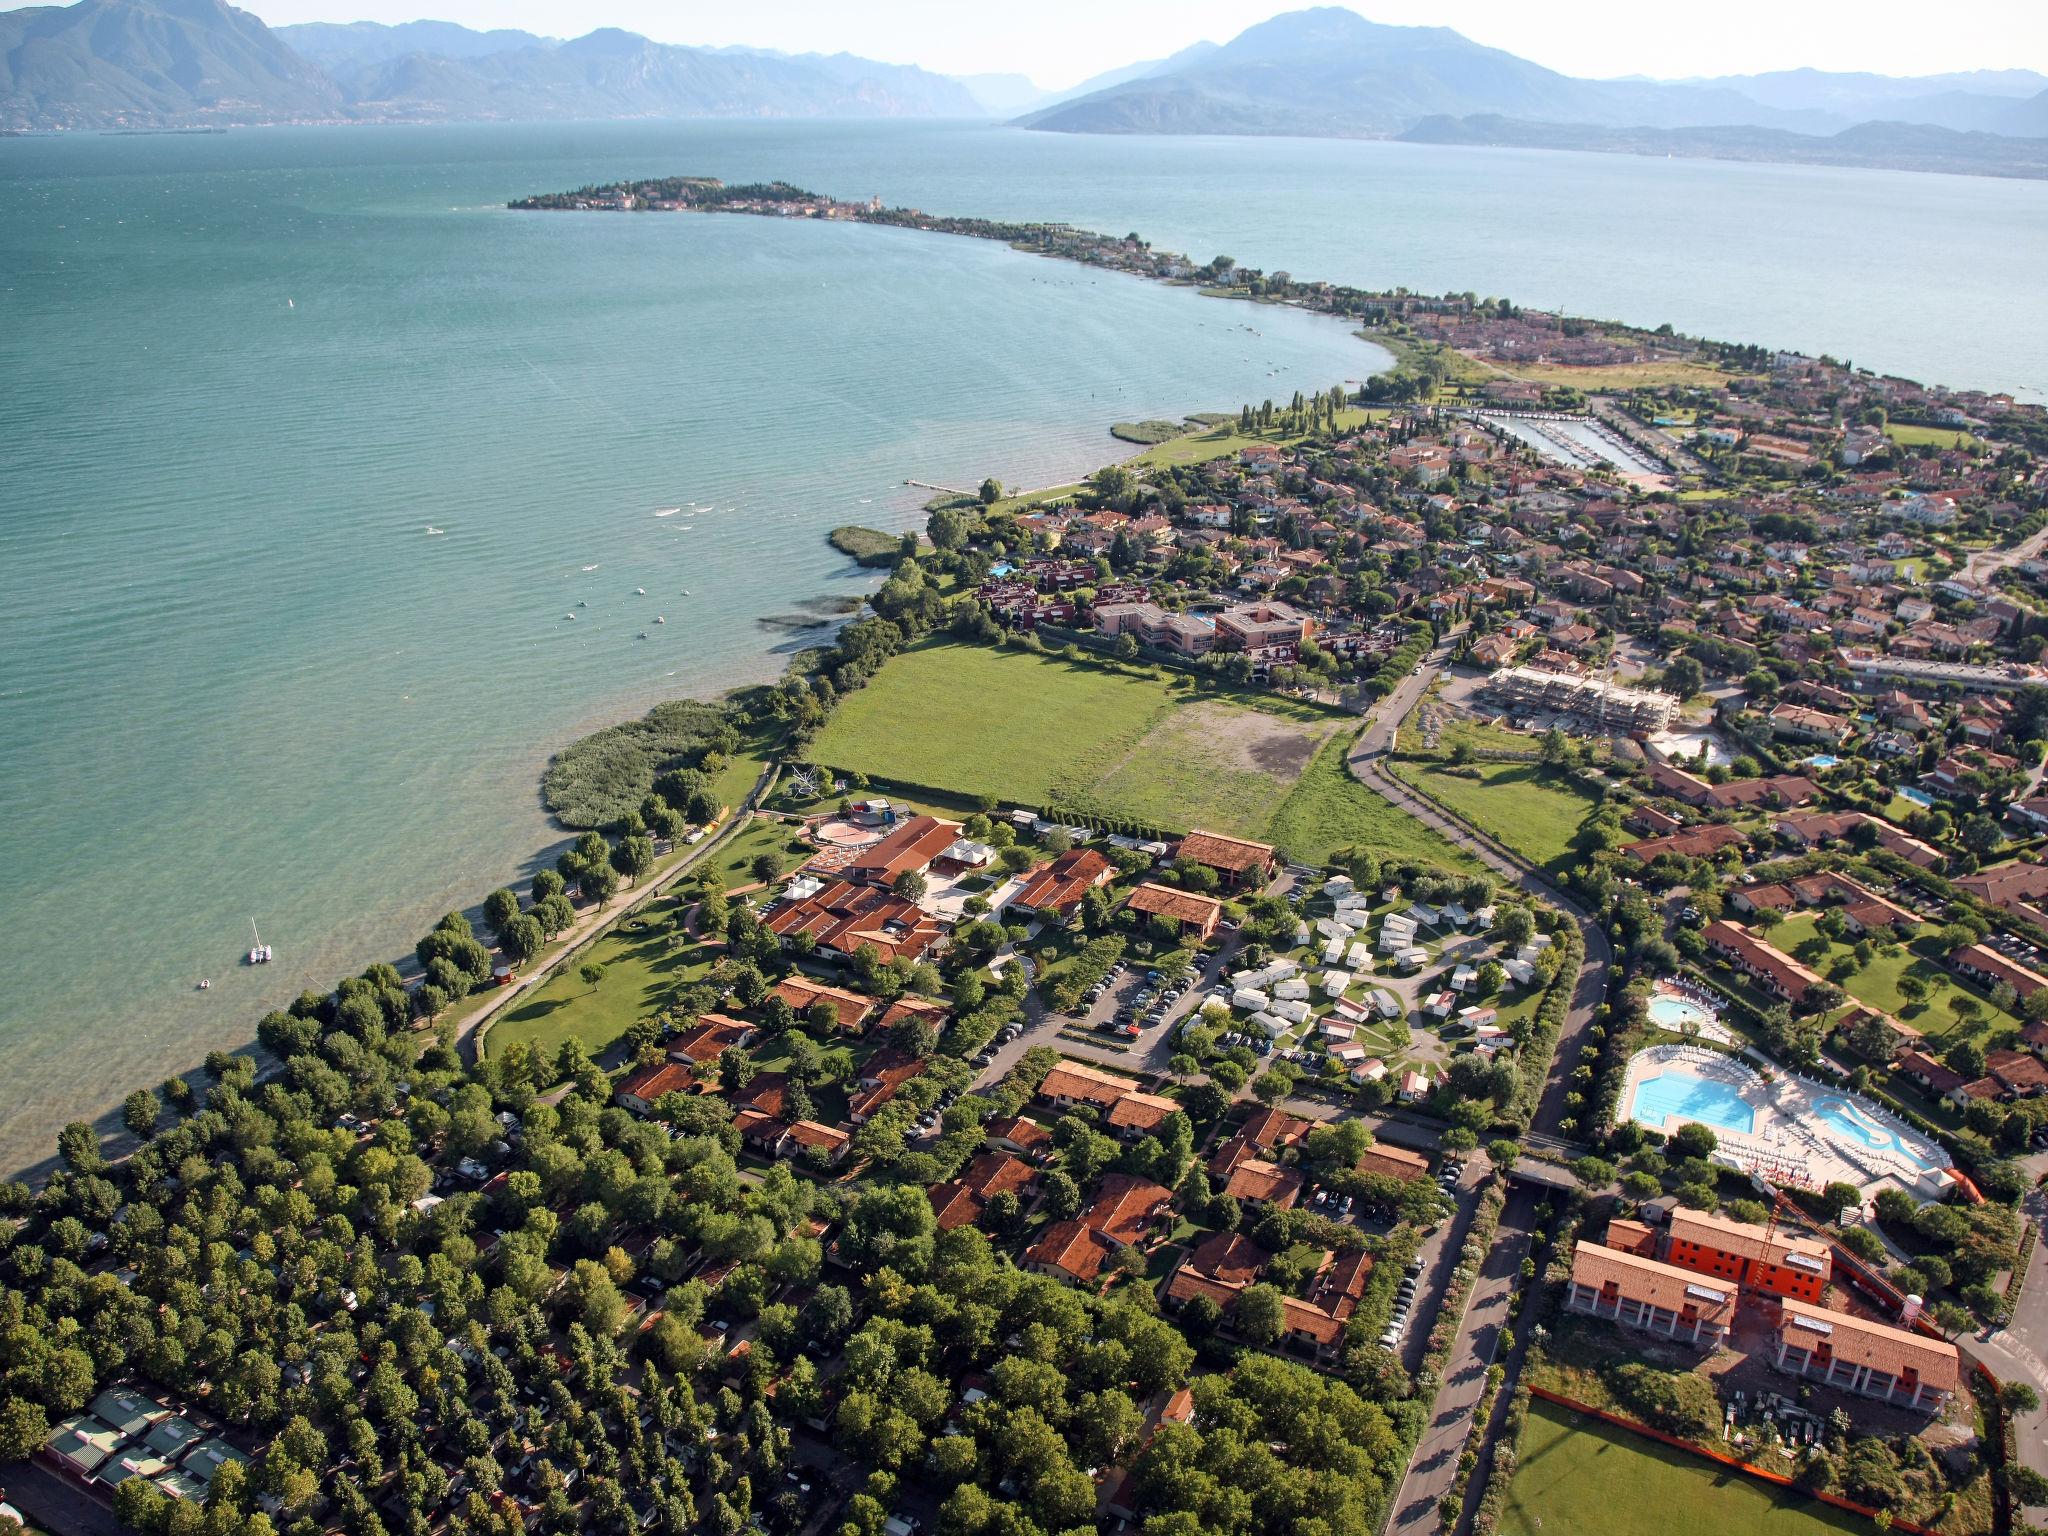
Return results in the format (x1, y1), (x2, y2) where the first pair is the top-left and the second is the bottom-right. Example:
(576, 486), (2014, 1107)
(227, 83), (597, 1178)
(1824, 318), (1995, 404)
(460, 764), (777, 1059)
(1344, 634), (1613, 1534)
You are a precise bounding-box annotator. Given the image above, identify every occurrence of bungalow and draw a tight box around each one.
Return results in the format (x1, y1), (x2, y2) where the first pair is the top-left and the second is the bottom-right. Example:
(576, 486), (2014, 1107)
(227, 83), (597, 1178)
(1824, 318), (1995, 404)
(847, 1047), (926, 1124)
(928, 1151), (1039, 1230)
(1566, 1241), (1735, 1347)
(1011, 847), (1116, 920)
(1897, 1048), (1970, 1098)
(1705, 921), (1823, 1006)
(1949, 943), (2048, 999)
(1768, 702), (1850, 746)
(1772, 1299), (1959, 1410)
(774, 1120), (852, 1165)
(1356, 1143), (1431, 1183)
(770, 976), (878, 1034)
(984, 1114), (1054, 1159)
(1123, 882), (1224, 942)
(1165, 1230), (1270, 1314)
(1176, 829), (1277, 888)
(614, 1060), (699, 1116)
(1209, 1134), (1304, 1208)
(763, 879), (945, 964)
(1023, 1174), (1173, 1285)
(841, 813), (964, 887)
(1621, 824), (1747, 864)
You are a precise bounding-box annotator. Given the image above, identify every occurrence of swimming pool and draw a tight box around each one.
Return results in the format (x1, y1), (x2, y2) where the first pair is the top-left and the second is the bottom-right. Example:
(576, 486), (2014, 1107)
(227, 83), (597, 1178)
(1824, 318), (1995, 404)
(1803, 754), (1840, 769)
(1629, 1071), (1756, 1136)
(1811, 1096), (1945, 1170)
(1898, 786), (1936, 808)
(1648, 994), (1718, 1032)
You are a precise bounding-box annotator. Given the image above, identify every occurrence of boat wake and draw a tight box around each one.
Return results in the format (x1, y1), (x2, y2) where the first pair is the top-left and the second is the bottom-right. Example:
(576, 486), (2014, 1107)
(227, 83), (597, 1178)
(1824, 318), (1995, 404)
(653, 507), (681, 518)
(581, 563), (600, 572)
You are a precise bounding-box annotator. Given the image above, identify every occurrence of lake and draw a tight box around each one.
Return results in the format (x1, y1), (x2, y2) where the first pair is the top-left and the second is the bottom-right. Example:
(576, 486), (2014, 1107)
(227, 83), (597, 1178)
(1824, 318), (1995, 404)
(1, 119), (2042, 1173)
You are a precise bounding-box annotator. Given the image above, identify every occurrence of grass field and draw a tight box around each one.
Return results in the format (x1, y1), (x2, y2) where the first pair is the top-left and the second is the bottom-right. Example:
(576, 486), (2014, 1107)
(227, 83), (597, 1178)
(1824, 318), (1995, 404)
(1394, 760), (1603, 876)
(1770, 912), (2022, 1048)
(1501, 1400), (1864, 1536)
(810, 640), (1483, 872)
(487, 904), (720, 1061)
(1885, 422), (1981, 451)
(1481, 359), (1747, 391)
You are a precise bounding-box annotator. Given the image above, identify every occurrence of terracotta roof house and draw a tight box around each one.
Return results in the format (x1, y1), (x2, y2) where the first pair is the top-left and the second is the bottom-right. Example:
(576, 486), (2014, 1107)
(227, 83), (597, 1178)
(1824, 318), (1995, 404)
(1216, 1155), (1302, 1208)
(1024, 1174), (1172, 1284)
(1566, 1241), (1735, 1347)
(1621, 824), (1747, 863)
(668, 1014), (759, 1065)
(1897, 1049), (1969, 1097)
(1123, 882), (1223, 941)
(1705, 921), (1824, 1006)
(763, 879), (944, 964)
(1011, 847), (1116, 919)
(770, 976), (877, 1033)
(1949, 943), (2048, 999)
(1103, 1090), (1185, 1138)
(1038, 1059), (1144, 1113)
(1240, 1105), (1313, 1150)
(1166, 1230), (1270, 1311)
(614, 1060), (699, 1116)
(1772, 1299), (1959, 1410)
(928, 1151), (1039, 1230)
(878, 994), (951, 1037)
(775, 1120), (852, 1164)
(1175, 829), (1277, 887)
(984, 1115), (1054, 1158)
(1356, 1143), (1431, 1183)
(841, 813), (964, 886)
(847, 1047), (926, 1124)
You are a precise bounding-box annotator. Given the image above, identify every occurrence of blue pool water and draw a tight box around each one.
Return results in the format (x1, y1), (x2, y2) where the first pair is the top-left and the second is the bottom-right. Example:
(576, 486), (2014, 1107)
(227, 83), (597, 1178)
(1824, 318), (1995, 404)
(1812, 1096), (1945, 1170)
(1648, 995), (1718, 1031)
(1803, 754), (1840, 769)
(1898, 787), (1936, 808)
(1630, 1072), (1756, 1136)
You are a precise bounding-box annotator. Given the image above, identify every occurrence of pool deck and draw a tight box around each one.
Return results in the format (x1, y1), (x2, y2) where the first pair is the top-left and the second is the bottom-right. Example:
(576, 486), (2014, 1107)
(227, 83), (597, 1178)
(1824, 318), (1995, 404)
(1622, 1044), (1952, 1201)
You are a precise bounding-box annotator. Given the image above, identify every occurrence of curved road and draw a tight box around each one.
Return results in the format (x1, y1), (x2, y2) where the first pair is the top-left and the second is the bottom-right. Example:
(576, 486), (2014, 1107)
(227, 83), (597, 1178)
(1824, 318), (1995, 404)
(1348, 635), (1613, 1536)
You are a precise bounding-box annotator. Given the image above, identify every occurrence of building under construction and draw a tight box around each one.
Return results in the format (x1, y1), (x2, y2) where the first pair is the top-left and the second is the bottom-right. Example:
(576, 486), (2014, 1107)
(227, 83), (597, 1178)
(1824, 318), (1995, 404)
(1483, 665), (1679, 733)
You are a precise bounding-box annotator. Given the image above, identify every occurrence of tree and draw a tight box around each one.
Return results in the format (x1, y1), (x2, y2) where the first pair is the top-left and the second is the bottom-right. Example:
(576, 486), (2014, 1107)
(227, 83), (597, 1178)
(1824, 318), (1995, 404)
(579, 962), (606, 991)
(978, 478), (1002, 506)
(121, 1088), (159, 1138)
(0, 1396), (47, 1461)
(484, 887), (522, 937)
(1235, 1283), (1285, 1346)
(613, 834), (656, 884)
(1662, 655), (1704, 699)
(892, 869), (928, 902)
(2000, 1381), (2041, 1416)
(1668, 1121), (1718, 1161)
(500, 913), (546, 964)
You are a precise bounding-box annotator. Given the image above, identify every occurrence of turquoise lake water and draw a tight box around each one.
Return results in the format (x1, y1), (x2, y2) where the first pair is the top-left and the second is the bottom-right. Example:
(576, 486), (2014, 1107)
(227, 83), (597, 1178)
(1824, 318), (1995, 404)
(2, 120), (2044, 1172)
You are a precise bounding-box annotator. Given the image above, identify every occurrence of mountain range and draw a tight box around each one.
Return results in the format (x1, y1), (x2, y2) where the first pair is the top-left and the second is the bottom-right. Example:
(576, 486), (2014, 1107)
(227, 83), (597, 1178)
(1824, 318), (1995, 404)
(1, 0), (2044, 180)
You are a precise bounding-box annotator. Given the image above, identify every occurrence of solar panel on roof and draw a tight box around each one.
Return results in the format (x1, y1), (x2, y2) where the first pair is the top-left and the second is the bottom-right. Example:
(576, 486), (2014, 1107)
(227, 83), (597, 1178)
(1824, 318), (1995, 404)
(1791, 1315), (1834, 1335)
(1685, 1283), (1729, 1304)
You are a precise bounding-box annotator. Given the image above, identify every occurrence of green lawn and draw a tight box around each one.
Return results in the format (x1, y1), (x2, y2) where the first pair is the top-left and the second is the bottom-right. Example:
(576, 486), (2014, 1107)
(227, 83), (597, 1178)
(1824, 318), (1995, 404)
(486, 903), (720, 1061)
(1501, 1400), (1865, 1536)
(810, 639), (1485, 874)
(1885, 422), (1980, 451)
(1394, 760), (1603, 876)
(1128, 408), (1388, 470)
(1770, 912), (2023, 1047)
(1265, 736), (1484, 874)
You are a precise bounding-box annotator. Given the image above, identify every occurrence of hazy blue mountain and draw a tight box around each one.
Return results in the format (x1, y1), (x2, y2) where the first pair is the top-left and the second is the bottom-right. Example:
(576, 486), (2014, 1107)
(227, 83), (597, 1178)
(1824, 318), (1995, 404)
(0, 0), (342, 128)
(274, 18), (556, 66)
(1041, 39), (1222, 106)
(1, 0), (990, 126)
(1015, 6), (2048, 171)
(1017, 8), (1826, 137)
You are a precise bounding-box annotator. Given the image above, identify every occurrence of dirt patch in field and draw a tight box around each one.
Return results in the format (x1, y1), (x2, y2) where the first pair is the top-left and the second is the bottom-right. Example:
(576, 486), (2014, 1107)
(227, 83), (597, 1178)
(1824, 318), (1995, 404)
(1159, 700), (1338, 779)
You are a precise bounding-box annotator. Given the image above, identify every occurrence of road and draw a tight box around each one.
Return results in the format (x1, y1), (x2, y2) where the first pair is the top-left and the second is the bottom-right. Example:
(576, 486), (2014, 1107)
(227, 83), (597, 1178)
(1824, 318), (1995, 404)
(3, 1460), (129, 1536)
(1385, 1185), (1539, 1536)
(1962, 1183), (2048, 1523)
(1961, 518), (2048, 585)
(1345, 635), (1614, 1536)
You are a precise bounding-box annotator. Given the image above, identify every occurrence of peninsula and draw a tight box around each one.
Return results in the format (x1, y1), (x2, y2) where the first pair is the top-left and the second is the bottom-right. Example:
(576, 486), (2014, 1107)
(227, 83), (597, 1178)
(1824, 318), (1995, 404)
(6, 175), (2048, 1536)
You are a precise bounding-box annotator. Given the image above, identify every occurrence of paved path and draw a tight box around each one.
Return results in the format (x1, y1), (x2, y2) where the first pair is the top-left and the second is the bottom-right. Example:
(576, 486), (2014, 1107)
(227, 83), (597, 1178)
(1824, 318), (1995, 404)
(1343, 636), (1614, 1534)
(1964, 1184), (2048, 1522)
(1962, 519), (2048, 585)
(1386, 1184), (1538, 1536)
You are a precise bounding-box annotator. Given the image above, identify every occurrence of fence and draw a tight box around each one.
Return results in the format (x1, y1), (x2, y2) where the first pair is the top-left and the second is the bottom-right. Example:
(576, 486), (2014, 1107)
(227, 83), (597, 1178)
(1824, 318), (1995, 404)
(1524, 1385), (1944, 1535)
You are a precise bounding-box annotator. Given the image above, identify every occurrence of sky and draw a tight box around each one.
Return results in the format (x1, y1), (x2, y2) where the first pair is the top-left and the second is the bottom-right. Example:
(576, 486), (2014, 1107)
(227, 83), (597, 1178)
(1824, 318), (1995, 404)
(150, 0), (2048, 88)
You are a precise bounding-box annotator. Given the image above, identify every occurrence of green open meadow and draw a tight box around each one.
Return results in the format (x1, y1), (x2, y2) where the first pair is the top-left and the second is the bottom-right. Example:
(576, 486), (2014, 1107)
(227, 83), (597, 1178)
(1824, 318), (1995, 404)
(485, 900), (720, 1061)
(1770, 912), (2023, 1048)
(1394, 759), (1604, 877)
(1501, 1400), (1865, 1536)
(809, 640), (1482, 872)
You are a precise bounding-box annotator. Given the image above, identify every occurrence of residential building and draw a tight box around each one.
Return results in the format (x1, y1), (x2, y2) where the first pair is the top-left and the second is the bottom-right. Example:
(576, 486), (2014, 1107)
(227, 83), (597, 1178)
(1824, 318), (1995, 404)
(1175, 829), (1277, 887)
(1771, 1300), (1960, 1410)
(1123, 881), (1224, 941)
(1566, 1242), (1735, 1347)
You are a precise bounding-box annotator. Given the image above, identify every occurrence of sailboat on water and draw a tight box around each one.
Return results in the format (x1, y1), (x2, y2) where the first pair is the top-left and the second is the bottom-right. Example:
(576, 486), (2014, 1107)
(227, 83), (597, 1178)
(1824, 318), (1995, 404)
(246, 919), (273, 966)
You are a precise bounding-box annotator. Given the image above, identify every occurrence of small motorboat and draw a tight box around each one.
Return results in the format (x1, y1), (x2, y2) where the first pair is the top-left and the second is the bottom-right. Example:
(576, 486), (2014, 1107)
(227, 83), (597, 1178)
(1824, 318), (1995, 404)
(654, 615), (665, 624)
(635, 587), (646, 595)
(196, 979), (211, 990)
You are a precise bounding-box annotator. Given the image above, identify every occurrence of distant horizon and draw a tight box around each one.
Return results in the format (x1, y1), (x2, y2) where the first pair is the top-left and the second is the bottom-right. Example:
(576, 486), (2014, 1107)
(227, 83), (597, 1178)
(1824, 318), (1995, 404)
(4, 0), (2045, 94)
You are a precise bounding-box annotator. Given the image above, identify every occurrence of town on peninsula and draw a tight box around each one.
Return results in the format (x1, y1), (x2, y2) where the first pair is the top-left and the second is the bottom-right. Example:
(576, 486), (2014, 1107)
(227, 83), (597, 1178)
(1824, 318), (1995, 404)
(10, 173), (2048, 1536)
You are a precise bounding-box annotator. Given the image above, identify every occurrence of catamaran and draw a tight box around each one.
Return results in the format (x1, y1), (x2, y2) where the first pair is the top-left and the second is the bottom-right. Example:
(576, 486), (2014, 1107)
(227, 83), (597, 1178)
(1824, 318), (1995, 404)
(246, 920), (272, 966)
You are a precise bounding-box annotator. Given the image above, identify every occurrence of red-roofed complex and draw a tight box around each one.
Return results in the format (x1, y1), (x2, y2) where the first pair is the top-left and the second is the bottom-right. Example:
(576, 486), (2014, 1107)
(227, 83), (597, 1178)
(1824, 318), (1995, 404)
(1011, 847), (1116, 920)
(1174, 829), (1276, 888)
